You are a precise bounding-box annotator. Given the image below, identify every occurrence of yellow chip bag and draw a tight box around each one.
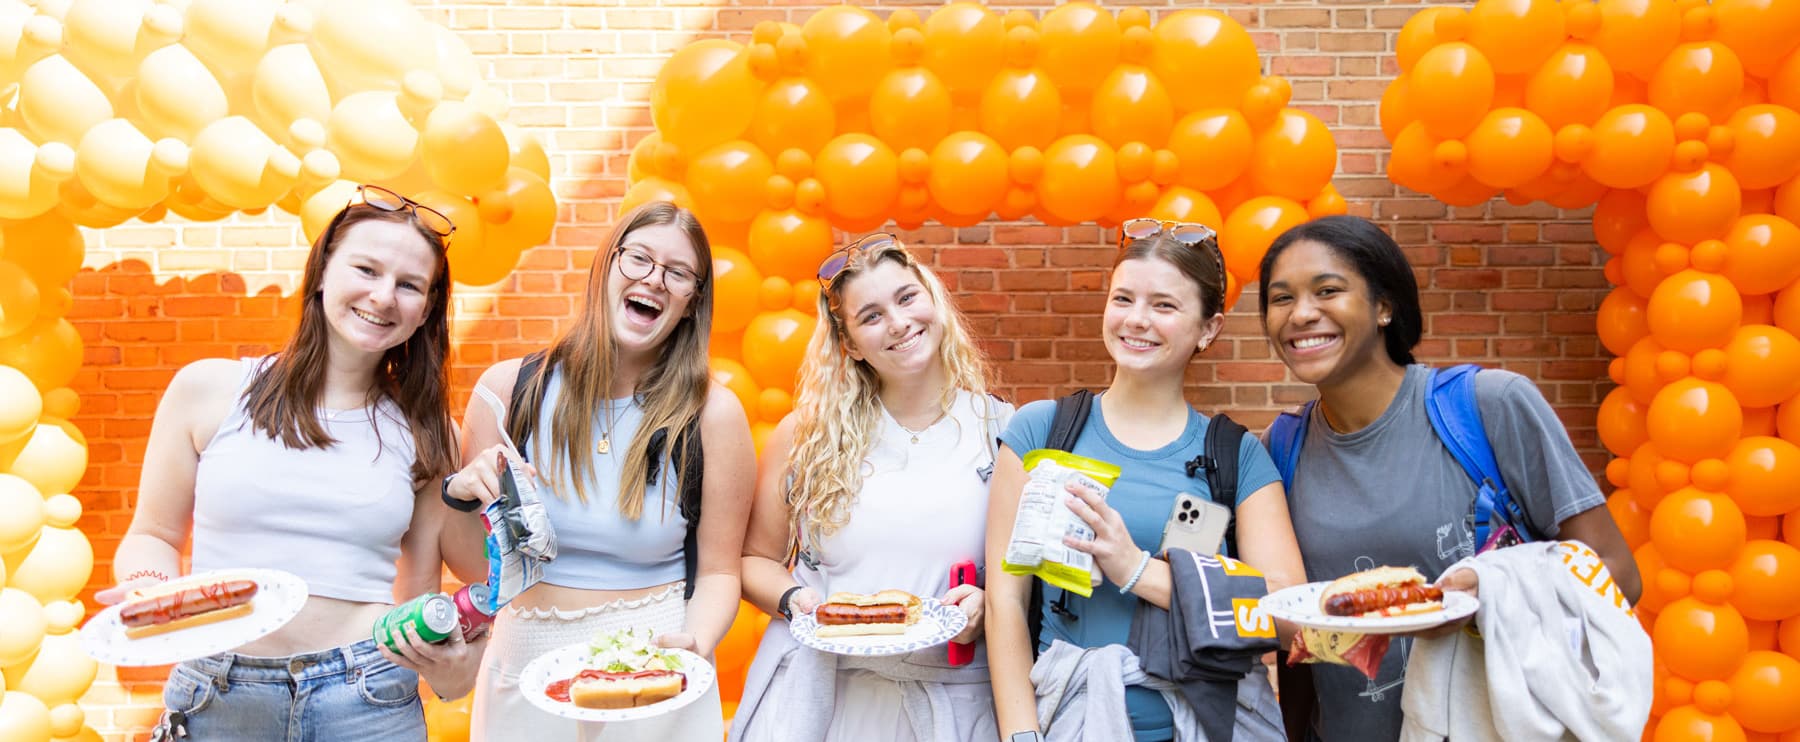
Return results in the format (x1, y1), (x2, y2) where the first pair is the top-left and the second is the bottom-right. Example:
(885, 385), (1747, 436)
(1001, 450), (1122, 597)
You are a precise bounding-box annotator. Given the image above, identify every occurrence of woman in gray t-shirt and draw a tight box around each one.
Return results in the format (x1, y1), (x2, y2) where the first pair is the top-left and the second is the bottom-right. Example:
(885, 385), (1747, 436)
(1255, 215), (1641, 741)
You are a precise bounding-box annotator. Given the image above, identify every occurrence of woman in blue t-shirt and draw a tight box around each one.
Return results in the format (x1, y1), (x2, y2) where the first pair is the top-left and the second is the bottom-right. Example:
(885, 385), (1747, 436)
(986, 220), (1306, 742)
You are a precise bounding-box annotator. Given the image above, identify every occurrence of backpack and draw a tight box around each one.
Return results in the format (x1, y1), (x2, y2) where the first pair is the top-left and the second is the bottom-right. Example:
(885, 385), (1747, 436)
(1265, 364), (1533, 554)
(1027, 390), (1249, 655)
(509, 351), (706, 600)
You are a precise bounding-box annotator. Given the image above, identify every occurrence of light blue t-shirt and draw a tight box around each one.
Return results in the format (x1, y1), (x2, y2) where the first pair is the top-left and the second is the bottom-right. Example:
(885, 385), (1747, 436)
(999, 395), (1282, 742)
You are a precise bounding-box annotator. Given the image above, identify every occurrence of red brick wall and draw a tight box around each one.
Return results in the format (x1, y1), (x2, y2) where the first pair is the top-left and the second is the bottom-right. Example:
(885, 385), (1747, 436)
(70, 1), (1610, 737)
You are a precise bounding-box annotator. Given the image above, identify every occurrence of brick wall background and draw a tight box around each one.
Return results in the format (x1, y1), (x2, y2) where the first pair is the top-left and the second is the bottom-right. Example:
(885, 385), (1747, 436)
(70, 0), (1611, 737)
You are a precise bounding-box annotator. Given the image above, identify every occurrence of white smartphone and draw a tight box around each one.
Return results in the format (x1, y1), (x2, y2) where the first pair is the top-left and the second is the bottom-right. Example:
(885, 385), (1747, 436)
(1158, 492), (1231, 556)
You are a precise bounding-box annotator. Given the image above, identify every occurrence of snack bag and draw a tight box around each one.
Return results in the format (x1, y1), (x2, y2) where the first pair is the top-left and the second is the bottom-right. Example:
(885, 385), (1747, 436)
(1001, 449), (1122, 597)
(471, 385), (557, 612)
(1286, 627), (1390, 680)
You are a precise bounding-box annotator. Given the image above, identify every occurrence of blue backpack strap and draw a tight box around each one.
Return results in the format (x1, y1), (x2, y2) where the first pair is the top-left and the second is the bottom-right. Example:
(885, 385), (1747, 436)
(1424, 365), (1532, 550)
(1265, 402), (1313, 492)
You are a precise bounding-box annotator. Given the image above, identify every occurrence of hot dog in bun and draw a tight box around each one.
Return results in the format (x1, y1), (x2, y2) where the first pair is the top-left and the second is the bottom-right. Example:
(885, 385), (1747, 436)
(1319, 566), (1445, 618)
(813, 589), (921, 637)
(119, 578), (259, 639)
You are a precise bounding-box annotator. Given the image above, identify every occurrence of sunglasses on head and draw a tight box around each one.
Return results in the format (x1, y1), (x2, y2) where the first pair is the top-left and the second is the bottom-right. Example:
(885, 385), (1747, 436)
(354, 184), (456, 238)
(817, 232), (900, 284)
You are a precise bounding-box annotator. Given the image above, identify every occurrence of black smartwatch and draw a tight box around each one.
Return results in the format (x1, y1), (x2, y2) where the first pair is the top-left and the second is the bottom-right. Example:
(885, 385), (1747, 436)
(441, 473), (481, 512)
(777, 585), (805, 620)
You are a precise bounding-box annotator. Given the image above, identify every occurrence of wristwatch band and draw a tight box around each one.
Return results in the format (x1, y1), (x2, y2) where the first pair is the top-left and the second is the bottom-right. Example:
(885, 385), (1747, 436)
(441, 474), (481, 512)
(777, 585), (804, 620)
(1009, 731), (1045, 742)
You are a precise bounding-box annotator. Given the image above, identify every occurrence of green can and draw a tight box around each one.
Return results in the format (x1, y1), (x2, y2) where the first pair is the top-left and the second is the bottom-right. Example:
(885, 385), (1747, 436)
(373, 593), (457, 652)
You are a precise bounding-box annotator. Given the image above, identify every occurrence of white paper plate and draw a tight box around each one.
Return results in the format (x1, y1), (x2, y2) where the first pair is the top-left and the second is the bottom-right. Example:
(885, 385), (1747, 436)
(80, 569), (309, 666)
(1261, 581), (1479, 635)
(788, 597), (968, 657)
(520, 644), (715, 723)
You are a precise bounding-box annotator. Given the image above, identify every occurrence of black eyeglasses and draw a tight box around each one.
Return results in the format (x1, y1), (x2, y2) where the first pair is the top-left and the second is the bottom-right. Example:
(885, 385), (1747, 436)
(615, 247), (702, 296)
(355, 184), (456, 238)
(1120, 218), (1219, 257)
(817, 232), (899, 284)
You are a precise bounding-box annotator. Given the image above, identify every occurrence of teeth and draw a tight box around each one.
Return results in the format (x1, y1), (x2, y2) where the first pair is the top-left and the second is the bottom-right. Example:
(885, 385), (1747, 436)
(626, 295), (664, 312)
(351, 308), (393, 326)
(1293, 336), (1333, 350)
(1120, 337), (1156, 350)
(891, 330), (922, 352)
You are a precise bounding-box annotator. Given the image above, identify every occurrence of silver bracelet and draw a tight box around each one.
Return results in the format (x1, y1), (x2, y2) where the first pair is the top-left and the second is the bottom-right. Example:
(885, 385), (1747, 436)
(1119, 550), (1152, 594)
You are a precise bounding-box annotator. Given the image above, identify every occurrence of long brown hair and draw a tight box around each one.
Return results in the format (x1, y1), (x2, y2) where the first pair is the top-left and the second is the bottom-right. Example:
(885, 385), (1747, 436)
(509, 201), (713, 518)
(239, 204), (458, 492)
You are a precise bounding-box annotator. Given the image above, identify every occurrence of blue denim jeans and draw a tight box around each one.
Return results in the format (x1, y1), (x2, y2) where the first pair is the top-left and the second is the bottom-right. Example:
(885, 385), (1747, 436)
(159, 639), (424, 741)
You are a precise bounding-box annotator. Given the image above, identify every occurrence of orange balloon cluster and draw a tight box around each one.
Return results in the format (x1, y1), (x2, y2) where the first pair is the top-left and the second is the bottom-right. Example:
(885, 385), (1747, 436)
(1391, 0), (1800, 737)
(634, 1), (1345, 450)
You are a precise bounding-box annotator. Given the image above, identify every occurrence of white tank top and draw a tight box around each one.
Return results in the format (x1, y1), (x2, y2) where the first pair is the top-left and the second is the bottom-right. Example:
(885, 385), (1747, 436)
(795, 390), (1013, 599)
(190, 358), (418, 604)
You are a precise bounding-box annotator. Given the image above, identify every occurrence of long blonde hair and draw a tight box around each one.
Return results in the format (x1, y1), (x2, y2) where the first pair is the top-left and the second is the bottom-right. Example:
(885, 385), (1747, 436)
(508, 201), (713, 517)
(783, 238), (994, 555)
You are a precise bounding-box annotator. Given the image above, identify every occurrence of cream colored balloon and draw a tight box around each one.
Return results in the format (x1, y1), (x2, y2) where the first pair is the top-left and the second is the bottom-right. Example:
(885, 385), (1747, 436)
(252, 43), (331, 137)
(45, 703), (81, 739)
(305, 0), (431, 98)
(299, 179), (361, 245)
(134, 43), (228, 142)
(0, 418), (85, 498)
(3, 525), (90, 604)
(430, 23), (476, 101)
(181, 0), (307, 87)
(18, 54), (112, 146)
(59, 0), (180, 81)
(0, 366), (40, 444)
(0, 589), (46, 668)
(1, 632), (95, 708)
(0, 130), (73, 221)
(0, 690), (50, 742)
(0, 10), (62, 85)
(0, 474), (44, 554)
(74, 119), (187, 210)
(325, 91), (422, 183)
(188, 116), (297, 210)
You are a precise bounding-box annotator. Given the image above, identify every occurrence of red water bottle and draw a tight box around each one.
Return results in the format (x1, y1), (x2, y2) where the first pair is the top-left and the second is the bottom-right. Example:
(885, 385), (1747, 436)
(947, 560), (977, 666)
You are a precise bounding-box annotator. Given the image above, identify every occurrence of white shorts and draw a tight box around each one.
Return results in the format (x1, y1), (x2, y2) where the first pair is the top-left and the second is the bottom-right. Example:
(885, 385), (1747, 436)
(470, 583), (724, 742)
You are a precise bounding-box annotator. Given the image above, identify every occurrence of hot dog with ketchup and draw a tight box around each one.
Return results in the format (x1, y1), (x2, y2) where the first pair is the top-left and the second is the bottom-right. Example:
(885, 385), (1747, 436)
(1318, 566), (1445, 618)
(120, 579), (259, 639)
(814, 589), (921, 637)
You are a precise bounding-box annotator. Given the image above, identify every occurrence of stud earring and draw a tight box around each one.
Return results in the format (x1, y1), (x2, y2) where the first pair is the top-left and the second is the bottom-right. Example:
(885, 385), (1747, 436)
(1379, 317), (1390, 326)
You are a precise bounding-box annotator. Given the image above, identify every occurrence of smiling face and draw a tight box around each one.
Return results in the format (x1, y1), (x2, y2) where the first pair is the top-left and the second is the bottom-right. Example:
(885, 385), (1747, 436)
(319, 219), (439, 359)
(1262, 239), (1396, 387)
(606, 222), (701, 361)
(1103, 256), (1223, 376)
(835, 258), (944, 383)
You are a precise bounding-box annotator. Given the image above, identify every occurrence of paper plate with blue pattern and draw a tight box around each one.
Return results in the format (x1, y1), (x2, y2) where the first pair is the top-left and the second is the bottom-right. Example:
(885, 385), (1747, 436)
(1262, 581), (1479, 634)
(80, 568), (309, 666)
(789, 597), (968, 657)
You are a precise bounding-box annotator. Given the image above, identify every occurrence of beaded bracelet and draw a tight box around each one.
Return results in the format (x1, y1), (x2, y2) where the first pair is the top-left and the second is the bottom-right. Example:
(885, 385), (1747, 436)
(1118, 550), (1152, 594)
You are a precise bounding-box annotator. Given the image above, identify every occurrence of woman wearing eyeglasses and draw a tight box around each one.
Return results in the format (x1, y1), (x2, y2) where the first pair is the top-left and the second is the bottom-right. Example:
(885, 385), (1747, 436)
(730, 234), (1010, 742)
(986, 220), (1305, 742)
(439, 201), (754, 740)
(104, 186), (480, 740)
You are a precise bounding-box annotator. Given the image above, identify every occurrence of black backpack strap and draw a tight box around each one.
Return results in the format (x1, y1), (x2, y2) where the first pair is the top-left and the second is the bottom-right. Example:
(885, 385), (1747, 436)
(507, 352), (548, 462)
(1029, 390), (1097, 658)
(646, 419), (706, 600)
(1198, 414), (1247, 558)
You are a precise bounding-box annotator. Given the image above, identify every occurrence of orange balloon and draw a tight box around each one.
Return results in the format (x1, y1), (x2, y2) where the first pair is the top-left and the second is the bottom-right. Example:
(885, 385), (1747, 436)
(1650, 377), (1745, 465)
(1037, 2), (1121, 97)
(1379, 76), (1412, 143)
(802, 6), (893, 103)
(710, 248), (763, 333)
(1649, 164), (1745, 245)
(1037, 134), (1119, 224)
(1585, 104), (1678, 189)
(708, 357), (760, 420)
(1726, 106), (1800, 190)
(870, 68), (951, 152)
(1636, 542), (1672, 613)
(1648, 270), (1745, 353)
(1723, 326), (1800, 408)
(927, 131), (1008, 217)
(1089, 65), (1174, 149)
(1467, 0), (1567, 75)
(747, 209), (833, 282)
(1774, 50), (1800, 112)
(1149, 10), (1260, 113)
(1596, 189), (1651, 256)
(922, 2), (1004, 97)
(1592, 0), (1682, 79)
(651, 39), (761, 153)
(1713, 0), (1800, 77)
(1220, 196), (1309, 281)
(740, 307), (814, 388)
(620, 176), (693, 215)
(1727, 435), (1800, 516)
(477, 168), (557, 256)
(1397, 8), (1463, 72)
(1434, 173), (1502, 207)
(0, 214), (84, 288)
(1745, 403), (1780, 437)
(1610, 490), (1654, 550)
(1730, 542), (1800, 623)
(1653, 488), (1751, 573)
(813, 134), (900, 224)
(1169, 110), (1254, 191)
(1388, 122), (1460, 194)
(1650, 42), (1747, 122)
(0, 317), (82, 391)
(1409, 42), (1498, 139)
(1600, 385), (1653, 456)
(686, 141), (774, 227)
(1599, 288), (1653, 357)
(1655, 705), (1750, 742)
(1783, 615), (1800, 658)
(1657, 597), (1753, 680)
(1723, 215), (1800, 297)
(1464, 107), (1555, 188)
(1630, 441), (1668, 508)
(1148, 187), (1224, 230)
(1249, 109), (1337, 201)
(1777, 279), (1800, 341)
(1526, 43), (1617, 129)
(980, 69), (1062, 150)
(750, 78), (836, 156)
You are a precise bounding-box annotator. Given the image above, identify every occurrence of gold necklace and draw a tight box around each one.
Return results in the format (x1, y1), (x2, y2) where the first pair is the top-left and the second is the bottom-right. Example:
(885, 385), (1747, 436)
(894, 409), (946, 444)
(597, 398), (630, 454)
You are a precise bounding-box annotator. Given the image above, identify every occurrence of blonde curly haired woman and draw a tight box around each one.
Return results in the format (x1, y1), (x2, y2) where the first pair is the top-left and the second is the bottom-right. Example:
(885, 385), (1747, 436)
(731, 234), (1012, 742)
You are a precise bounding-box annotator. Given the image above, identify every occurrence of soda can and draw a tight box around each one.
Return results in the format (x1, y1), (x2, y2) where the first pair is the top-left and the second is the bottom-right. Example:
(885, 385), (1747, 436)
(372, 593), (457, 652)
(452, 583), (497, 641)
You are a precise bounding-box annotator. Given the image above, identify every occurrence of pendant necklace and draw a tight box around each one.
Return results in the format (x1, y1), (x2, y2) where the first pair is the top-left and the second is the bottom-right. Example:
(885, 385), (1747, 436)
(597, 399), (630, 454)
